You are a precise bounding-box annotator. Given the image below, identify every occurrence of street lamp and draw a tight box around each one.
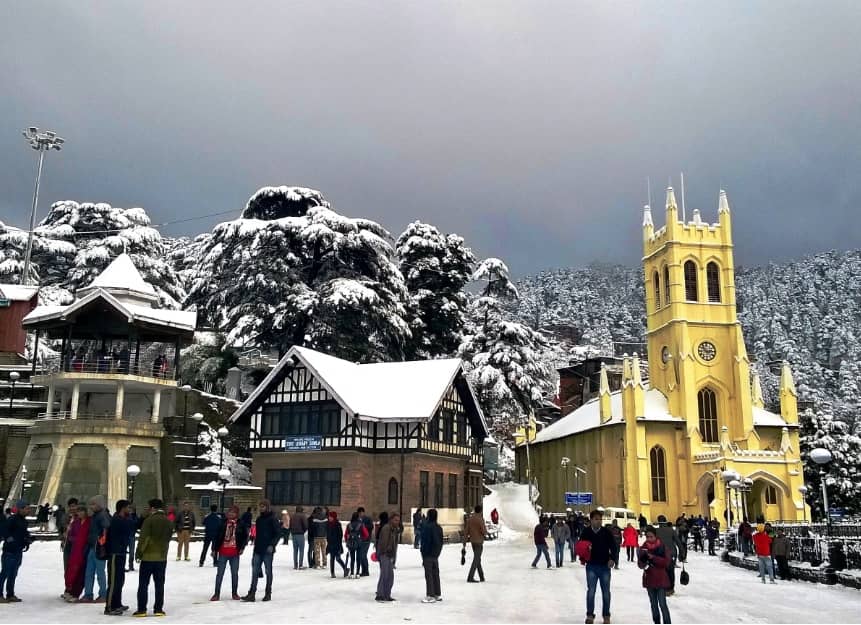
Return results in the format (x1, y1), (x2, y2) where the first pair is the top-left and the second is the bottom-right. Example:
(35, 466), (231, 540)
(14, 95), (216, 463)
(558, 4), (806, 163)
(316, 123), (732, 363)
(721, 469), (738, 527)
(810, 447), (833, 534)
(8, 371), (20, 415)
(19, 465), (28, 503)
(217, 467), (230, 514)
(560, 456), (570, 505)
(216, 426), (229, 468)
(21, 127), (64, 286)
(573, 465), (587, 514)
(740, 477), (754, 522)
(127, 464), (141, 503)
(181, 384), (192, 435)
(191, 412), (204, 467)
(798, 485), (809, 524)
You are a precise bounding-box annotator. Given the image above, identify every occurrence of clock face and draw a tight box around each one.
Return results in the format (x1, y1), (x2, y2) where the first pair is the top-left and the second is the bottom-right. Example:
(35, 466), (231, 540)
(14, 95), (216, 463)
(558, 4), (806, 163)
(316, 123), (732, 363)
(698, 341), (717, 362)
(661, 346), (671, 364)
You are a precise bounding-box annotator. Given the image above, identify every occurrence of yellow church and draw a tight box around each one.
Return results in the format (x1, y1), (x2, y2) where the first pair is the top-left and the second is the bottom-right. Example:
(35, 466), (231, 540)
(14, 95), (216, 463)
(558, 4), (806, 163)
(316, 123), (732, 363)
(515, 187), (808, 524)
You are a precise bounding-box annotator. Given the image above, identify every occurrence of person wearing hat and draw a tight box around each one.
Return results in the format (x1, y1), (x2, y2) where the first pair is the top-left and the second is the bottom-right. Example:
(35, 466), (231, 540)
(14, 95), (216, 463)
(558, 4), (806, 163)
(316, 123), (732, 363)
(0, 500), (32, 602)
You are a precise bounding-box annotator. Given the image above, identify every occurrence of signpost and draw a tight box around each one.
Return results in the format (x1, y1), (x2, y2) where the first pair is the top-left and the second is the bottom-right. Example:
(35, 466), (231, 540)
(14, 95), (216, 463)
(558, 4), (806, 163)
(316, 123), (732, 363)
(283, 435), (323, 452)
(565, 492), (593, 506)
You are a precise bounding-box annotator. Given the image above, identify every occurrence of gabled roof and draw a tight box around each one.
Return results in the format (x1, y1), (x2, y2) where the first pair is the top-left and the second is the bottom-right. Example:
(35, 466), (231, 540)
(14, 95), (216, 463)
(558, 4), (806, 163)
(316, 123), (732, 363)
(0, 285), (39, 302)
(229, 346), (488, 435)
(23, 288), (196, 334)
(78, 253), (158, 303)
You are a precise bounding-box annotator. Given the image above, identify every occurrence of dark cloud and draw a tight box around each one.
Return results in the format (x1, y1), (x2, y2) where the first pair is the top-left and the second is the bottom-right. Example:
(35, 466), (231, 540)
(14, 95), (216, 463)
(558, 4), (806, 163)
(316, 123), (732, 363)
(1, 1), (859, 276)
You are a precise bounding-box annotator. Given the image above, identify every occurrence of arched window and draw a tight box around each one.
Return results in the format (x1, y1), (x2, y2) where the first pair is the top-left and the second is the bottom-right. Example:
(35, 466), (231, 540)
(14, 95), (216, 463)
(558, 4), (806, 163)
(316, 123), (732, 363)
(663, 266), (670, 304)
(653, 271), (661, 309)
(707, 262), (721, 302)
(388, 477), (399, 505)
(698, 387), (719, 443)
(764, 485), (778, 505)
(684, 260), (699, 301)
(650, 446), (667, 502)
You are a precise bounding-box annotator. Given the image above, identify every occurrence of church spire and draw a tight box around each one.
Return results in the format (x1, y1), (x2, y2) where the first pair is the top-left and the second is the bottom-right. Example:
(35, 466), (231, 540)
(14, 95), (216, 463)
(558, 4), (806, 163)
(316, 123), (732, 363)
(718, 189), (731, 214)
(643, 204), (654, 246)
(718, 189), (733, 244)
(779, 361), (798, 425)
(665, 186), (678, 236)
(599, 363), (612, 423)
(751, 368), (765, 409)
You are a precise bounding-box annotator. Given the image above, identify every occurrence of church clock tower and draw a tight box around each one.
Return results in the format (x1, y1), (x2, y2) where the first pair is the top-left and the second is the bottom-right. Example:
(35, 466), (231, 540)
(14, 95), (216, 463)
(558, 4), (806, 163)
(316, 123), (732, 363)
(642, 187), (755, 445)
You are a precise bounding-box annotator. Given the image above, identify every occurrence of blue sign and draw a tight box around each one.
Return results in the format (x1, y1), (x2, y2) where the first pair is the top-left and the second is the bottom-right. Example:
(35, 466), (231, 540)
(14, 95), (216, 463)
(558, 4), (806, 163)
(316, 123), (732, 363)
(283, 435), (322, 452)
(565, 492), (593, 506)
(829, 508), (846, 519)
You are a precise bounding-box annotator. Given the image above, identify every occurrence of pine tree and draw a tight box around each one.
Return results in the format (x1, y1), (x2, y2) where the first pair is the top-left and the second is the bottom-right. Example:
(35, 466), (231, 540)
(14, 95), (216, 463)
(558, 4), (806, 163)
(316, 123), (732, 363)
(395, 221), (475, 359)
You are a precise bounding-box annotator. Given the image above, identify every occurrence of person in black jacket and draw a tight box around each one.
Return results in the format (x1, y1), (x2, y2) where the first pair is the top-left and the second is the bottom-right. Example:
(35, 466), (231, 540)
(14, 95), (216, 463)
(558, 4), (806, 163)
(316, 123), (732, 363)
(241, 500), (281, 602)
(325, 511), (348, 578)
(105, 500), (132, 615)
(580, 509), (619, 624)
(311, 507), (328, 569)
(0, 501), (33, 602)
(199, 505), (222, 568)
(420, 508), (443, 603)
(358, 507), (373, 577)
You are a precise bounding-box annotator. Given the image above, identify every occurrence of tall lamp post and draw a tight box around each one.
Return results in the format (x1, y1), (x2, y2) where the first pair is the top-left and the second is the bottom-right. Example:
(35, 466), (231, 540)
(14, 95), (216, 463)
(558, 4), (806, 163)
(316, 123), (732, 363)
(574, 465), (587, 514)
(191, 412), (204, 468)
(810, 447), (833, 536)
(560, 457), (570, 508)
(798, 485), (809, 524)
(127, 464), (141, 504)
(21, 127), (64, 286)
(740, 477), (753, 522)
(19, 466), (28, 504)
(180, 384), (192, 435)
(721, 470), (738, 526)
(217, 467), (230, 514)
(8, 371), (20, 415)
(216, 426), (229, 468)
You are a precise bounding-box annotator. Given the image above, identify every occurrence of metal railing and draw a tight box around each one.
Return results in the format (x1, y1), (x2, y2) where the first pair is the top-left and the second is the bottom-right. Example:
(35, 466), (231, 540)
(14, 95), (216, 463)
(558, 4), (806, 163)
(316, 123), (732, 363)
(37, 411), (119, 420)
(42, 356), (175, 380)
(723, 523), (861, 571)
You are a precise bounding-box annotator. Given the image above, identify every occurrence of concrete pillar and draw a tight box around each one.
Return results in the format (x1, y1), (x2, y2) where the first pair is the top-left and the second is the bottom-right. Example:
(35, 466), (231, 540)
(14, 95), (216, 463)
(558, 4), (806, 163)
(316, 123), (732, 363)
(115, 381), (125, 420)
(39, 441), (71, 505)
(152, 388), (162, 424)
(153, 445), (163, 498)
(70, 382), (80, 420)
(46, 383), (55, 417)
(107, 445), (128, 505)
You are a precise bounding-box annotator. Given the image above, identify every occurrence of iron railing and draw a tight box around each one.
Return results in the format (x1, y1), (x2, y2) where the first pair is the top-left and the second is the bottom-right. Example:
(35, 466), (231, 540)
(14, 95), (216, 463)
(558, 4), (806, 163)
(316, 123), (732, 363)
(42, 356), (175, 380)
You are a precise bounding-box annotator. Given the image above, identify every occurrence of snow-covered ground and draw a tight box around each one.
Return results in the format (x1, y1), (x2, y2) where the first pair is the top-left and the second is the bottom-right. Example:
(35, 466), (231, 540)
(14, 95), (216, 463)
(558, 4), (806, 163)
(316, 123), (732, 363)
(5, 529), (860, 622)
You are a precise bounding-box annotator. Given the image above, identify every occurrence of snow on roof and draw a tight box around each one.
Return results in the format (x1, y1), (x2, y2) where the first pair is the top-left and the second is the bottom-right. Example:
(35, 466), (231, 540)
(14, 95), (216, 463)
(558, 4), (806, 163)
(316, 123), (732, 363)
(83, 253), (158, 299)
(753, 407), (790, 427)
(0, 285), (39, 302)
(231, 346), (488, 432)
(533, 388), (680, 444)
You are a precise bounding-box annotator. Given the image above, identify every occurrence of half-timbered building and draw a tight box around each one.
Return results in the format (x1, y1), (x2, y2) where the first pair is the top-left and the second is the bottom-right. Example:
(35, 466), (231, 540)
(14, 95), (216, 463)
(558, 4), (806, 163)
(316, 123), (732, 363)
(228, 346), (488, 536)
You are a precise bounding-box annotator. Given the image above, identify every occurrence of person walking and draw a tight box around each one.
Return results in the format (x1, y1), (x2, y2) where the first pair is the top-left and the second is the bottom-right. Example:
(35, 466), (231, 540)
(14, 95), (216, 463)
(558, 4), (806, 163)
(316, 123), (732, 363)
(706, 519), (719, 556)
(655, 515), (683, 596)
(127, 506), (139, 572)
(531, 518), (552, 569)
(638, 525), (672, 624)
(420, 508), (443, 603)
(752, 525), (776, 584)
(36, 503), (50, 533)
(344, 512), (369, 579)
(289, 506), (308, 570)
(312, 506), (328, 569)
(200, 505), (222, 567)
(105, 499), (132, 616)
(412, 508), (424, 550)
(241, 499), (281, 602)
(61, 498), (79, 572)
(326, 511), (348, 578)
(579, 509), (619, 625)
(63, 507), (89, 602)
(464, 504), (487, 582)
(134, 498), (173, 617)
(375, 513), (400, 602)
(240, 507), (253, 531)
(638, 514), (648, 535)
(491, 508), (499, 526)
(608, 520), (623, 569)
(358, 507), (373, 577)
(279, 509), (291, 546)
(0, 501), (32, 602)
(174, 501), (195, 562)
(211, 506), (248, 601)
(771, 528), (791, 580)
(623, 522), (639, 562)
(689, 523), (703, 553)
(80, 495), (111, 603)
(552, 517), (571, 568)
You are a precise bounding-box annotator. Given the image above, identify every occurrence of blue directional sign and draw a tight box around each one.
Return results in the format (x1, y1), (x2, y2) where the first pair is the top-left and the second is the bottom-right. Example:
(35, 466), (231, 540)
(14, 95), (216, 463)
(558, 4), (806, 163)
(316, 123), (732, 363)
(565, 492), (593, 506)
(283, 435), (322, 452)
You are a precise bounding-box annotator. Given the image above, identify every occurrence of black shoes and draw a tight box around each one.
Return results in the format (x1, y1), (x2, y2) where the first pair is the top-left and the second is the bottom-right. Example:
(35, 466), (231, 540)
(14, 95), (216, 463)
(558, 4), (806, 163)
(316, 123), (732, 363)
(240, 592), (255, 602)
(262, 593), (271, 602)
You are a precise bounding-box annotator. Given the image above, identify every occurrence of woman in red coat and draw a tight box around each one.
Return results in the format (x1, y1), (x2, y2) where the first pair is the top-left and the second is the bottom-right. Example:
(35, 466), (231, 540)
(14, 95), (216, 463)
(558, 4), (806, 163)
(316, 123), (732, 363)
(63, 509), (90, 602)
(622, 523), (639, 562)
(637, 526), (672, 624)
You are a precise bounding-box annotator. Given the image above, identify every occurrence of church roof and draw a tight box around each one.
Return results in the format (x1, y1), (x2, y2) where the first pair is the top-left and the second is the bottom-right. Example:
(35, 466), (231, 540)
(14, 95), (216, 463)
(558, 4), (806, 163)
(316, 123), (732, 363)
(533, 388), (681, 443)
(78, 253), (158, 303)
(229, 346), (488, 435)
(752, 407), (790, 427)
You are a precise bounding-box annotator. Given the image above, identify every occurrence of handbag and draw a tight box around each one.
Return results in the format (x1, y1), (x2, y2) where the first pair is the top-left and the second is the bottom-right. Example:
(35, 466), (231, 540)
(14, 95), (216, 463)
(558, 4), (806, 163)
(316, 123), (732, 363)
(461, 546), (466, 566)
(371, 551), (378, 563)
(679, 561), (690, 586)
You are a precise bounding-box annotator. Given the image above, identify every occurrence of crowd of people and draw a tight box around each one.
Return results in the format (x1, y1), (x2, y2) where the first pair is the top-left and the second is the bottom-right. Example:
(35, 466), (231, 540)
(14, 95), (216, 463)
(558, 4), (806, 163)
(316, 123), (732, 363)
(60, 345), (171, 378)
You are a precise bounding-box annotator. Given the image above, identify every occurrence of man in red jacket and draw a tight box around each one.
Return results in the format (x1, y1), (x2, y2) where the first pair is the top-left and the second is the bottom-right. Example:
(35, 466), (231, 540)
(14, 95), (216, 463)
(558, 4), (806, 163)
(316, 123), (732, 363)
(752, 526), (776, 584)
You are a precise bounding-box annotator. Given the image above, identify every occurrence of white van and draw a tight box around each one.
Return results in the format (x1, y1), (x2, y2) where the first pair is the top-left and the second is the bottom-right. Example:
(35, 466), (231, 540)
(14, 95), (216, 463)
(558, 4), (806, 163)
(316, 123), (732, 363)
(599, 507), (638, 524)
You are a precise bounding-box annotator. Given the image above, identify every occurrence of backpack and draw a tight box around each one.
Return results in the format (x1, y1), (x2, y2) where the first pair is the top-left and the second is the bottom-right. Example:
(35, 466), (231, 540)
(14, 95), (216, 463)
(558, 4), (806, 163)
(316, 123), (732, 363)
(95, 528), (110, 560)
(347, 522), (363, 551)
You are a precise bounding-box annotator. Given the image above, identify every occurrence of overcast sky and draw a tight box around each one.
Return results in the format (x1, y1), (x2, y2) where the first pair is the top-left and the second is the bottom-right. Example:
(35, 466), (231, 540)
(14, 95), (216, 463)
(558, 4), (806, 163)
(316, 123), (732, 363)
(1, 1), (859, 276)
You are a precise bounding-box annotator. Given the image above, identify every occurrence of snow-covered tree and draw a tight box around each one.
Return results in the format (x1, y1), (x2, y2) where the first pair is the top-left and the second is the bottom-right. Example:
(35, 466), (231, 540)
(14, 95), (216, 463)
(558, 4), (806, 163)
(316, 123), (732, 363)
(459, 258), (552, 443)
(395, 221), (475, 359)
(178, 333), (239, 395)
(187, 186), (412, 362)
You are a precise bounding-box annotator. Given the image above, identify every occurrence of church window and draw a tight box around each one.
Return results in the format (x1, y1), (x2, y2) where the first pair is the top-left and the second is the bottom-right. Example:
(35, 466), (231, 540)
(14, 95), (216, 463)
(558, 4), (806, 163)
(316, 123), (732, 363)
(697, 388), (719, 443)
(663, 266), (670, 304)
(649, 446), (667, 502)
(764, 485), (778, 505)
(684, 261), (699, 301)
(707, 262), (721, 302)
(388, 477), (399, 505)
(653, 272), (661, 309)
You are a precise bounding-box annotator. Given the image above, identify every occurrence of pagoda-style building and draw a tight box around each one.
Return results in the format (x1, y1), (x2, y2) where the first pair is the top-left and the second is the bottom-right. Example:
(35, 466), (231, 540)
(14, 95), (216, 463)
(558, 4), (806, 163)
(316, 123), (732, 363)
(7, 254), (197, 507)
